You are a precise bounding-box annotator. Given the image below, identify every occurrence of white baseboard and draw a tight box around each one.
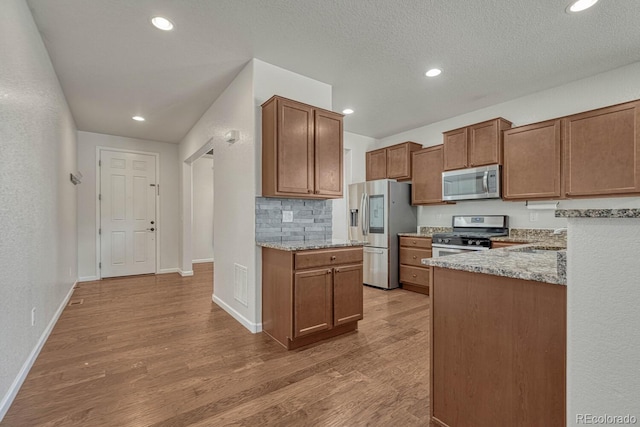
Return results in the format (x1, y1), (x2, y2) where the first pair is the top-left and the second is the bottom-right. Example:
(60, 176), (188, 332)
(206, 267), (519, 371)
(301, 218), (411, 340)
(179, 270), (194, 277)
(192, 258), (214, 264)
(0, 280), (77, 421)
(78, 276), (99, 282)
(158, 268), (179, 275)
(212, 294), (262, 333)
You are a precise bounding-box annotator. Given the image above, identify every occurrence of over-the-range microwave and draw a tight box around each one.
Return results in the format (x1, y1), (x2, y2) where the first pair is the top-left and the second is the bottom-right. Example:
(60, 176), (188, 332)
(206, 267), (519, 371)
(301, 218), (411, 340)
(442, 164), (501, 201)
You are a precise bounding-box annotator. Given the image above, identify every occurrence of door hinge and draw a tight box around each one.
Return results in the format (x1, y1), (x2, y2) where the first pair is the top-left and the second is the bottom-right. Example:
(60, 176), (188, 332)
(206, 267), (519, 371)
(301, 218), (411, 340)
(98, 160), (101, 167)
(98, 228), (101, 235)
(98, 194), (101, 201)
(99, 262), (102, 269)
(150, 183), (159, 196)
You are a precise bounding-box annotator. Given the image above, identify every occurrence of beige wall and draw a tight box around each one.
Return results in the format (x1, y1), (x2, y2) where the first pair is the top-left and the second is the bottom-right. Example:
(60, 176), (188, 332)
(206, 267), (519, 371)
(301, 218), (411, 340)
(0, 0), (78, 419)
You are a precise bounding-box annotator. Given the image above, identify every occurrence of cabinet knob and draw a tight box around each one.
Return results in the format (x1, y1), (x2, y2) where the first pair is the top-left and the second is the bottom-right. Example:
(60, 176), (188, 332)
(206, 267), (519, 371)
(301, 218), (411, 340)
(315, 190), (319, 194)
(327, 269), (332, 274)
(330, 256), (337, 260)
(412, 240), (417, 244)
(412, 274), (417, 278)
(335, 268), (340, 273)
(308, 189), (313, 194)
(412, 255), (417, 259)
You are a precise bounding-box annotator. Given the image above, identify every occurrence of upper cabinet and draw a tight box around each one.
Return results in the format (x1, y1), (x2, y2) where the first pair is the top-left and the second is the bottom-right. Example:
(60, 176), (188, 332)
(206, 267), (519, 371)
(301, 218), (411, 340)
(366, 148), (387, 181)
(366, 142), (422, 181)
(443, 118), (512, 171)
(262, 95), (343, 199)
(563, 101), (640, 198)
(503, 120), (562, 200)
(412, 145), (444, 205)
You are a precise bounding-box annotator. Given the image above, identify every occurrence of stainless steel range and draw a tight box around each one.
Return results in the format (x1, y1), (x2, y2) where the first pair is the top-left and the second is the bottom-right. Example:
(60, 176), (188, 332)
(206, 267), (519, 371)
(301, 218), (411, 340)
(432, 215), (508, 257)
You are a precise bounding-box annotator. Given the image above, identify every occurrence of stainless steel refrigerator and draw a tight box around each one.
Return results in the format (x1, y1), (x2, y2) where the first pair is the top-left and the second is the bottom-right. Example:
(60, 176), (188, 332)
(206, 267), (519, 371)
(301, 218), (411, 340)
(348, 180), (417, 289)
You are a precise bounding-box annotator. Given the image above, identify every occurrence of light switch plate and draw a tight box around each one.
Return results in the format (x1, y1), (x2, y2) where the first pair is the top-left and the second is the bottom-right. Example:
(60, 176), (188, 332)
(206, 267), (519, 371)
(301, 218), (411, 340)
(283, 211), (293, 223)
(529, 212), (539, 222)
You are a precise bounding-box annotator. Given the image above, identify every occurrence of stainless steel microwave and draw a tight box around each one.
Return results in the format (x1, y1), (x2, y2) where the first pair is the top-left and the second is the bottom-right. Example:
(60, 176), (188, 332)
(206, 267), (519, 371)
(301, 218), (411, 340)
(442, 164), (501, 201)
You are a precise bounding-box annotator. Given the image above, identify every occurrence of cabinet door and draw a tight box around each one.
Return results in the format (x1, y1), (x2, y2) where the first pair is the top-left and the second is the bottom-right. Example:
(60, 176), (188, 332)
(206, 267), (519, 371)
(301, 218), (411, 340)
(366, 148), (387, 180)
(314, 110), (343, 197)
(294, 268), (333, 338)
(503, 120), (562, 200)
(277, 98), (315, 195)
(469, 119), (510, 167)
(333, 264), (363, 326)
(386, 144), (409, 179)
(564, 101), (640, 197)
(443, 128), (468, 171)
(412, 145), (444, 204)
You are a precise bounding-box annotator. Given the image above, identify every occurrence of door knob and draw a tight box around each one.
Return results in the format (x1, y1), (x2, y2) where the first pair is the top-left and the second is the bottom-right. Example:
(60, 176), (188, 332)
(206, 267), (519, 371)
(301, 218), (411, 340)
(147, 228), (155, 232)
(150, 221), (155, 225)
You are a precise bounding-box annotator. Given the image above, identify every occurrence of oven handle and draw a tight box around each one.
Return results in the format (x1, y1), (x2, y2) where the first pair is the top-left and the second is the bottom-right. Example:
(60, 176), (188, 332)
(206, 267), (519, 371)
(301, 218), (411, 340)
(482, 171), (489, 193)
(432, 243), (489, 251)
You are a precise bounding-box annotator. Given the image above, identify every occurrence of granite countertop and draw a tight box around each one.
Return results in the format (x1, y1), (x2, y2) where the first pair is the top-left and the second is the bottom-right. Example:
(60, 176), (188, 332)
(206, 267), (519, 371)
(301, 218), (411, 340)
(556, 208), (640, 218)
(490, 228), (567, 247)
(257, 239), (365, 251)
(422, 244), (567, 285)
(398, 226), (452, 238)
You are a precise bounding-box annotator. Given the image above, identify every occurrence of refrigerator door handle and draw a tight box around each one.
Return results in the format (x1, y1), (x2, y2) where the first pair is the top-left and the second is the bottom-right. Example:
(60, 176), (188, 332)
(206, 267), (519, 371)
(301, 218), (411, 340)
(361, 192), (368, 235)
(363, 248), (384, 254)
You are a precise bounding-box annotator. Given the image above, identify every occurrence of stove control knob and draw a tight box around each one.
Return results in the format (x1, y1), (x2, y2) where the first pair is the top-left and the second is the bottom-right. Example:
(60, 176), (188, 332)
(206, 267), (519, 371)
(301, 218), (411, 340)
(444, 239), (450, 244)
(476, 241), (481, 245)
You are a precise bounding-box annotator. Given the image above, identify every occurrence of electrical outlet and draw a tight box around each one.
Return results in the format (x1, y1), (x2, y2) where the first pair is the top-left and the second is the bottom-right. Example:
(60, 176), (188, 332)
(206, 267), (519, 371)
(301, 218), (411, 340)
(282, 211), (293, 223)
(31, 308), (36, 326)
(529, 212), (539, 222)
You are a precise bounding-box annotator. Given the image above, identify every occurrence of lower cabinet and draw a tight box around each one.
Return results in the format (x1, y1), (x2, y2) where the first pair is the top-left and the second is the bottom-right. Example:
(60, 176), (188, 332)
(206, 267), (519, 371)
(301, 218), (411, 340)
(263, 246), (364, 349)
(399, 236), (432, 295)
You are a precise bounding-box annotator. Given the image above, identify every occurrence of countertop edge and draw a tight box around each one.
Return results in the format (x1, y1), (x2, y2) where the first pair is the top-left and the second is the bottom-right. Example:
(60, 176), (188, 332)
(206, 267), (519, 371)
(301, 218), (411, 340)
(556, 208), (640, 218)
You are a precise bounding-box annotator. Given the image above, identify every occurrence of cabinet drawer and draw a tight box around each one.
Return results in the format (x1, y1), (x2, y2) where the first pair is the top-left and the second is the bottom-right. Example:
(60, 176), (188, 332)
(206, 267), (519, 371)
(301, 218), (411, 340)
(295, 247), (363, 270)
(400, 236), (432, 249)
(400, 247), (432, 267)
(400, 265), (431, 287)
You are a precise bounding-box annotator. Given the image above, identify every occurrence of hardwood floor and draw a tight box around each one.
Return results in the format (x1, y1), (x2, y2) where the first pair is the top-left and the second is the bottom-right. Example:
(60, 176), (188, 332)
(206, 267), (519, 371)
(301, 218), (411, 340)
(2, 263), (430, 426)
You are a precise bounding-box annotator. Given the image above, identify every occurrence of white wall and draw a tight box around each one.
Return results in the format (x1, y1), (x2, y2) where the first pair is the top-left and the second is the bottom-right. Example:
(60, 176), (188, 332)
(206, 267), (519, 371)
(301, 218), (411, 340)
(0, 0), (78, 419)
(375, 61), (640, 229)
(567, 218), (640, 426)
(333, 132), (377, 240)
(192, 156), (214, 262)
(77, 131), (180, 279)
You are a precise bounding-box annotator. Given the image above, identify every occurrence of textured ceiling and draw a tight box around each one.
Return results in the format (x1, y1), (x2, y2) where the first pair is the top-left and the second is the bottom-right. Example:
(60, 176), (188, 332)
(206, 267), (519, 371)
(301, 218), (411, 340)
(26, 0), (640, 143)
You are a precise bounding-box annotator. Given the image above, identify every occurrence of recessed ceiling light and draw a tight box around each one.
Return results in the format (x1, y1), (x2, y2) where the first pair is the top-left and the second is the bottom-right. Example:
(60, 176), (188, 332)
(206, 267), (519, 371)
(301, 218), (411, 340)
(566, 0), (598, 13)
(132, 116), (145, 122)
(425, 68), (442, 77)
(342, 108), (354, 115)
(151, 16), (174, 31)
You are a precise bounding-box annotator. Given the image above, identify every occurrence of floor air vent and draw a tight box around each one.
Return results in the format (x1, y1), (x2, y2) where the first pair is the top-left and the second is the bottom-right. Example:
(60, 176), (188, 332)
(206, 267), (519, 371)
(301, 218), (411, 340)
(68, 299), (84, 306)
(234, 263), (248, 307)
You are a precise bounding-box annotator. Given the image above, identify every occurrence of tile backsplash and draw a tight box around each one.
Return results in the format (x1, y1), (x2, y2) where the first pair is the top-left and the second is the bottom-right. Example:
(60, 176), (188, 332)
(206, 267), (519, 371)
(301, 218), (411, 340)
(255, 197), (332, 243)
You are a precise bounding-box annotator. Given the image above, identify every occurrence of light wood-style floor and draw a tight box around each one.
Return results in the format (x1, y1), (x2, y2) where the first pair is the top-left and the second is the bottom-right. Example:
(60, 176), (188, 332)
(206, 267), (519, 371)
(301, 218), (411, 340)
(2, 263), (430, 426)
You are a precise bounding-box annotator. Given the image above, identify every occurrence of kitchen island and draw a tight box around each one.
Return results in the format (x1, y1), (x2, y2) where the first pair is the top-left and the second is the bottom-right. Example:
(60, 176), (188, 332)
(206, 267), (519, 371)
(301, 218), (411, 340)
(258, 239), (365, 349)
(422, 245), (566, 427)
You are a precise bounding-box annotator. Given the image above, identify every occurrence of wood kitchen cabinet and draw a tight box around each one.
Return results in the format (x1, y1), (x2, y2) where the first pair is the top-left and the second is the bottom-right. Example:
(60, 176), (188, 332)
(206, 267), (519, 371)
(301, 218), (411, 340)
(262, 95), (343, 199)
(503, 119), (563, 200)
(399, 236), (432, 295)
(366, 148), (387, 181)
(563, 100), (640, 197)
(443, 118), (512, 171)
(411, 145), (444, 205)
(262, 246), (363, 349)
(431, 268), (566, 427)
(366, 142), (422, 181)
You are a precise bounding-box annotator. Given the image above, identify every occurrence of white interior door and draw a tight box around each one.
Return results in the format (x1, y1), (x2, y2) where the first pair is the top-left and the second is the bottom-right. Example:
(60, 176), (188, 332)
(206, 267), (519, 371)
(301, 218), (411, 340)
(100, 150), (157, 278)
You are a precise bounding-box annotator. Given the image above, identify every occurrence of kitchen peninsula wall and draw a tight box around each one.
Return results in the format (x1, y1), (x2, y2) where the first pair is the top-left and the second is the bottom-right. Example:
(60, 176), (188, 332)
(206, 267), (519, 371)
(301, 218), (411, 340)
(370, 61), (640, 229)
(255, 197), (332, 243)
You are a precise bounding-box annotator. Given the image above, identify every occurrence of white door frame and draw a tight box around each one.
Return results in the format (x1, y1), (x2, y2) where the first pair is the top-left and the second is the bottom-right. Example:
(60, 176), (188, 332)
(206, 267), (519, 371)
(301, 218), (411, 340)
(181, 138), (215, 276)
(95, 146), (160, 279)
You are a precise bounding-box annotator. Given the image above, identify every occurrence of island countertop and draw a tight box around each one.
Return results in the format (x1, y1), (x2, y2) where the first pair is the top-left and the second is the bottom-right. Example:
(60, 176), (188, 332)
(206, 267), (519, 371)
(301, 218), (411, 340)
(422, 244), (566, 285)
(256, 239), (365, 251)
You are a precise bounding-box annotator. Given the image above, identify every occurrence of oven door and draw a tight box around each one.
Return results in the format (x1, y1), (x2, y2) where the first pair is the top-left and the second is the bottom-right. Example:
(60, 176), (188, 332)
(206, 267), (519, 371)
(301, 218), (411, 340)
(432, 244), (487, 257)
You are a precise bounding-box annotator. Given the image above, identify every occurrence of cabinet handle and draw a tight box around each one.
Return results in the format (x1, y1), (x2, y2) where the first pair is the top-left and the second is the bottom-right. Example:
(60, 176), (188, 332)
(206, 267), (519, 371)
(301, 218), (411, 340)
(330, 256), (337, 260)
